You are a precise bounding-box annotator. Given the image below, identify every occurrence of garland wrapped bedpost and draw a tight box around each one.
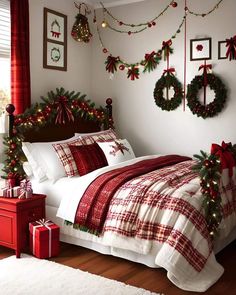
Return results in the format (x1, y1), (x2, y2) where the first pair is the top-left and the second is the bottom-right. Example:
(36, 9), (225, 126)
(192, 151), (222, 239)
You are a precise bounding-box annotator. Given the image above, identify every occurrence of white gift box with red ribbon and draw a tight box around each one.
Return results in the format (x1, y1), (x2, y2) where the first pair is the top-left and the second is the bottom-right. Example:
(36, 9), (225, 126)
(29, 219), (60, 259)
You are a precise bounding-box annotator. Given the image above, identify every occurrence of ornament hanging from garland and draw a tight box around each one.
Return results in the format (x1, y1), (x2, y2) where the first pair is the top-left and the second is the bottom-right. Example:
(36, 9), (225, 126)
(71, 2), (92, 43)
(187, 64), (227, 119)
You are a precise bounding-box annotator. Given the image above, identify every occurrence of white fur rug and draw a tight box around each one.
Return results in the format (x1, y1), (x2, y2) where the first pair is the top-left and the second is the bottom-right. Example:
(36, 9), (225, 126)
(0, 255), (162, 295)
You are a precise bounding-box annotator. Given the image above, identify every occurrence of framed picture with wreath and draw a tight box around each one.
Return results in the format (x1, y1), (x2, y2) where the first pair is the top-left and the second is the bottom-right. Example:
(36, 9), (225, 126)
(190, 38), (212, 61)
(43, 7), (67, 71)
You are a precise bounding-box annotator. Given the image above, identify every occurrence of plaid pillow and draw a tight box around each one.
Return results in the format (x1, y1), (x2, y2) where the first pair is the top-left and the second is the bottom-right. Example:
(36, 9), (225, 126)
(69, 143), (108, 176)
(53, 129), (117, 176)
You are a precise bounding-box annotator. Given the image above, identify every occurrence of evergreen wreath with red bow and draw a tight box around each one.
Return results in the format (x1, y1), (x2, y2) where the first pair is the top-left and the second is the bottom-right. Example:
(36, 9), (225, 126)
(187, 67), (227, 119)
(153, 69), (183, 111)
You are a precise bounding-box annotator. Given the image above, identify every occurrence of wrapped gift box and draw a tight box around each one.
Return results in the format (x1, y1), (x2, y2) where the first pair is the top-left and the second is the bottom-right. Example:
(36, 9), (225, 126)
(2, 186), (20, 198)
(29, 219), (60, 259)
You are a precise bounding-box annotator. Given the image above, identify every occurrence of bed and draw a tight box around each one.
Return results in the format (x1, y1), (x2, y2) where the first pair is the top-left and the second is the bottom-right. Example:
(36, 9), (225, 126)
(4, 89), (236, 292)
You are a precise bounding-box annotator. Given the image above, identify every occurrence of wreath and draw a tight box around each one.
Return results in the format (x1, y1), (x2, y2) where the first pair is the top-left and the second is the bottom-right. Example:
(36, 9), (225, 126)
(187, 73), (227, 119)
(153, 71), (183, 111)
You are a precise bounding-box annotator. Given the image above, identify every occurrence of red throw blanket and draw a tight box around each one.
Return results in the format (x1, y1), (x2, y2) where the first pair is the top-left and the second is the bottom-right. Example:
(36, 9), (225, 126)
(74, 155), (191, 234)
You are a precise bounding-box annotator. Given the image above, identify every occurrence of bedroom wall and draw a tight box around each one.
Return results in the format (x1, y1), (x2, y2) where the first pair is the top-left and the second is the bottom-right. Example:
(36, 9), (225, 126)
(90, 0), (236, 157)
(29, 0), (92, 102)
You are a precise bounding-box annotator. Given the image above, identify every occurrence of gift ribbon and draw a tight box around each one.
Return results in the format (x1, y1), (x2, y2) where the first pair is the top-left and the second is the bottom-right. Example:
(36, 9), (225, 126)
(32, 219), (54, 257)
(211, 141), (235, 177)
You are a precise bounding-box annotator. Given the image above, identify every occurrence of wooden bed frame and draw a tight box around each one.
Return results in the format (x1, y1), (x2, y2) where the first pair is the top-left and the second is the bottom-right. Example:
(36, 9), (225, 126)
(4, 92), (113, 181)
(6, 98), (113, 142)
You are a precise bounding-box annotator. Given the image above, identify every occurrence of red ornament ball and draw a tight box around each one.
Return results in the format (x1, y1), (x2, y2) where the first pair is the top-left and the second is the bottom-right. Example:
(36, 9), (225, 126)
(204, 159), (211, 167)
(119, 64), (125, 71)
(103, 48), (108, 53)
(152, 21), (156, 26)
(128, 31), (132, 35)
(171, 1), (178, 8)
(148, 23), (152, 28)
(119, 21), (123, 26)
(10, 143), (17, 150)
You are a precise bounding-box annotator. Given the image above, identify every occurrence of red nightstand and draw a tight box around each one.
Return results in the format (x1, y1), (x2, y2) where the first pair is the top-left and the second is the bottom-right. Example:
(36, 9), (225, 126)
(0, 194), (46, 258)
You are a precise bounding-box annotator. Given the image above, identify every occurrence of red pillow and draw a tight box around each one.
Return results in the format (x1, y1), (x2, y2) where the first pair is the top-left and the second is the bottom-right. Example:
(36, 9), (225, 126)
(69, 143), (108, 176)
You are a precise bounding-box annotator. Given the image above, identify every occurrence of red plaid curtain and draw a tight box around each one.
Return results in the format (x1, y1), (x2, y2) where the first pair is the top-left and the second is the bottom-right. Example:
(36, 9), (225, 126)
(10, 0), (31, 115)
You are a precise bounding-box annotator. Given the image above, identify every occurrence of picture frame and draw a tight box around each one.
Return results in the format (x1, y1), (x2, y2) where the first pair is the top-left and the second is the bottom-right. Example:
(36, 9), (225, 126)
(43, 8), (67, 71)
(190, 38), (212, 61)
(218, 41), (227, 59)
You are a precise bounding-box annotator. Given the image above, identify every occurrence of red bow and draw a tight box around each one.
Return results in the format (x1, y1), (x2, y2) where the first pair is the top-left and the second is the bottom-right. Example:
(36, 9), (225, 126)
(127, 66), (139, 80)
(163, 67), (175, 76)
(145, 51), (156, 61)
(211, 141), (235, 177)
(105, 55), (119, 73)
(55, 96), (74, 125)
(226, 36), (236, 61)
(162, 39), (172, 49)
(198, 63), (212, 87)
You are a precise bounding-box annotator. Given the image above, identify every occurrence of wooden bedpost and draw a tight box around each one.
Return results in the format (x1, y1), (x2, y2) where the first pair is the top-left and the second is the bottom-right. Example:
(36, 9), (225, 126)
(5, 104), (15, 138)
(106, 98), (113, 129)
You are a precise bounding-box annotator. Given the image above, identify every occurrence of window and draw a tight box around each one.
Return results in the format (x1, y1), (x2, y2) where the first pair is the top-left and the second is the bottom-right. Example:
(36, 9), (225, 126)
(0, 0), (10, 114)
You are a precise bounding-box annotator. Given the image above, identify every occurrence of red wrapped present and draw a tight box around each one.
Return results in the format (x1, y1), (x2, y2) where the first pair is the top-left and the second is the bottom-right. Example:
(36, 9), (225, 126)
(29, 219), (60, 259)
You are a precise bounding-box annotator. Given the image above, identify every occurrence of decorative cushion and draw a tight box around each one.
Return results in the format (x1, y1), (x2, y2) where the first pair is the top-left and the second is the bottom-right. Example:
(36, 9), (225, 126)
(53, 129), (118, 177)
(69, 143), (108, 176)
(22, 135), (79, 182)
(97, 139), (136, 166)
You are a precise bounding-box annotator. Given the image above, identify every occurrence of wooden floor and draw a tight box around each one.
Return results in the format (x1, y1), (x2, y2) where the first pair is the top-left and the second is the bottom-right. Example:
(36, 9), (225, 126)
(0, 240), (235, 295)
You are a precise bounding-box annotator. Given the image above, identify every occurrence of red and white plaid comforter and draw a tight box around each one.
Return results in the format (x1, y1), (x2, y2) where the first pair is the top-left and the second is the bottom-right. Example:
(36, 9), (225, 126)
(57, 155), (236, 292)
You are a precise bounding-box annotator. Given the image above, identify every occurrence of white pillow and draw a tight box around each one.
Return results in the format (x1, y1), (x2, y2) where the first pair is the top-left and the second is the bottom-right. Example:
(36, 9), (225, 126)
(97, 139), (136, 166)
(22, 161), (33, 177)
(22, 135), (79, 182)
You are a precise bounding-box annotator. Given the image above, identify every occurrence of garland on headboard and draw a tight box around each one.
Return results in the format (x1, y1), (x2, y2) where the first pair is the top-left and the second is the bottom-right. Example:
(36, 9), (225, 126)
(2, 88), (113, 183)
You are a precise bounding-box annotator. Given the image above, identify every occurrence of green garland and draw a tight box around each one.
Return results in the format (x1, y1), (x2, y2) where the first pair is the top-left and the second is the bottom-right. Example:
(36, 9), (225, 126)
(187, 73), (227, 119)
(153, 73), (183, 111)
(192, 151), (222, 239)
(3, 88), (111, 182)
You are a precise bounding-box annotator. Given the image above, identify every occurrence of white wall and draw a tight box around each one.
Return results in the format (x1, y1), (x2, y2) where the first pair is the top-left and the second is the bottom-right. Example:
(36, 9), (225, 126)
(29, 0), (92, 102)
(91, 0), (236, 157)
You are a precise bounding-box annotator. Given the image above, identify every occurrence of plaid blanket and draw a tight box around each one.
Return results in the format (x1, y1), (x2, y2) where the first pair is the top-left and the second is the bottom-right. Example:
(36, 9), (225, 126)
(67, 155), (236, 291)
(74, 155), (190, 233)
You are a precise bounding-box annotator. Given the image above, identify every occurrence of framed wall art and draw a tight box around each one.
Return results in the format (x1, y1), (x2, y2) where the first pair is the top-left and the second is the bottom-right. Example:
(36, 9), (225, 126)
(190, 38), (212, 61)
(218, 41), (227, 59)
(43, 8), (67, 71)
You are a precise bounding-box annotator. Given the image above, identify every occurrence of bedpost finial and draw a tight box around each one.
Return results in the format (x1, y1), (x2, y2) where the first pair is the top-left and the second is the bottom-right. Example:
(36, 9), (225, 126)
(6, 104), (15, 115)
(106, 98), (112, 105)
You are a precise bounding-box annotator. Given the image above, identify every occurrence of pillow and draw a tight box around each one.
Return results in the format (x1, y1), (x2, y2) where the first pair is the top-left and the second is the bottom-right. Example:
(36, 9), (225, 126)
(53, 129), (118, 177)
(69, 143), (108, 176)
(97, 139), (136, 165)
(22, 161), (33, 177)
(22, 135), (79, 182)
